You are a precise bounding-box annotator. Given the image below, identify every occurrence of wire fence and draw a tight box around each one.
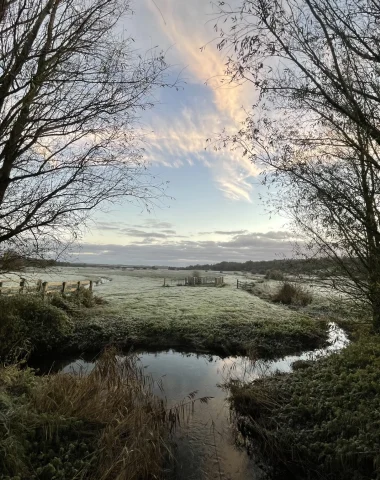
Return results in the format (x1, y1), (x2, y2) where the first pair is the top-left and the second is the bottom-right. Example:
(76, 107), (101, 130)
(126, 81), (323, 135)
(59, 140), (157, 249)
(0, 279), (93, 297)
(236, 279), (255, 291)
(163, 276), (224, 287)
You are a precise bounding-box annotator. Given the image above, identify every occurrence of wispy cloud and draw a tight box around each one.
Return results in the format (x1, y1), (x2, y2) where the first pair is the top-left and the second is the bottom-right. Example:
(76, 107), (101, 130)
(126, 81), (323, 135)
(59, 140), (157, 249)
(146, 107), (260, 202)
(143, 0), (259, 202)
(76, 229), (297, 265)
(133, 219), (174, 229)
(146, 0), (249, 121)
(199, 230), (248, 235)
(94, 219), (182, 240)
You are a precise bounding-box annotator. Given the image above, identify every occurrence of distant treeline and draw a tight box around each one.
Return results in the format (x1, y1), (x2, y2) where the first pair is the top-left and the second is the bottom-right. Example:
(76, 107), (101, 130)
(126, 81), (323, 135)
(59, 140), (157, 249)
(184, 258), (353, 276)
(0, 252), (59, 271)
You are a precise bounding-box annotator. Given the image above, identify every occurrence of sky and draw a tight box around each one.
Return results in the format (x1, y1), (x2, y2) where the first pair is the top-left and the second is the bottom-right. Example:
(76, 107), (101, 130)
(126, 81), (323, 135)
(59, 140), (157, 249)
(76, 0), (294, 266)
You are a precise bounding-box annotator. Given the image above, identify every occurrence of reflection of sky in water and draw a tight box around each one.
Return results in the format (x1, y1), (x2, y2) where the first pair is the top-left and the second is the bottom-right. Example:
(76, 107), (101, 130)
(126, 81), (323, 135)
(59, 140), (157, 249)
(55, 323), (348, 480)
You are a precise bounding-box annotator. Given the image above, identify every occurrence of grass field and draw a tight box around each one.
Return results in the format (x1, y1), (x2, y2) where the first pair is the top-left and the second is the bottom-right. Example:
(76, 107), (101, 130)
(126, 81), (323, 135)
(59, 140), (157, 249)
(30, 267), (330, 358)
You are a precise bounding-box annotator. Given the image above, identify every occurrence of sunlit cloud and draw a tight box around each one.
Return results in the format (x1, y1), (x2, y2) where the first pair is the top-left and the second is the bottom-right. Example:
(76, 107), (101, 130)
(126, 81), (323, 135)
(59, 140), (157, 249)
(143, 0), (259, 202)
(147, 0), (249, 122)
(146, 108), (260, 202)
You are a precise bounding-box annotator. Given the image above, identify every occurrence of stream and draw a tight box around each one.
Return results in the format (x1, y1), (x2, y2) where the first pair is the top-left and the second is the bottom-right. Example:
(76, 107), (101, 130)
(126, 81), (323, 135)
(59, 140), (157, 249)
(38, 323), (348, 480)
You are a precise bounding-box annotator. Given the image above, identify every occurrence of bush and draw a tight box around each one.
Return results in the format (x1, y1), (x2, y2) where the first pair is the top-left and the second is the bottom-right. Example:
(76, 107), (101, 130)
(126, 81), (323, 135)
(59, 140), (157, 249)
(0, 296), (73, 360)
(265, 269), (285, 280)
(50, 288), (107, 310)
(272, 282), (313, 306)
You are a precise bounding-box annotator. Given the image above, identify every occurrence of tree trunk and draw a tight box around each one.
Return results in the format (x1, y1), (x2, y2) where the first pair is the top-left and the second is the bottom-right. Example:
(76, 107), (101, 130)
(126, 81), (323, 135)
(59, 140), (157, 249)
(372, 297), (380, 332)
(369, 276), (380, 332)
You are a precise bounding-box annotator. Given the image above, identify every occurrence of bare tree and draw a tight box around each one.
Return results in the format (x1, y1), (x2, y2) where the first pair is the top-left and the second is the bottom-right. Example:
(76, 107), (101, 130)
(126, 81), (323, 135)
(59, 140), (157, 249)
(214, 0), (380, 149)
(0, 0), (173, 262)
(212, 0), (380, 328)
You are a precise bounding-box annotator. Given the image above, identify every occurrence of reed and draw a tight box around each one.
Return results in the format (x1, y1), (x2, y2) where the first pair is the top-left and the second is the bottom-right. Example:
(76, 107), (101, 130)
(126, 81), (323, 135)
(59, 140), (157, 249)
(32, 348), (170, 480)
(0, 348), (213, 480)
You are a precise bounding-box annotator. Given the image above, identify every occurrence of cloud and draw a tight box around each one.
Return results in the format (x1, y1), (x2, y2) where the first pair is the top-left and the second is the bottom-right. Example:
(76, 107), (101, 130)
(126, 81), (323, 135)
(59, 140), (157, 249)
(220, 231), (293, 249)
(136, 219), (174, 229)
(94, 220), (181, 240)
(94, 221), (121, 231)
(199, 230), (248, 235)
(74, 229), (297, 265)
(119, 228), (169, 239)
(146, 0), (250, 121)
(142, 0), (260, 202)
(146, 108), (260, 202)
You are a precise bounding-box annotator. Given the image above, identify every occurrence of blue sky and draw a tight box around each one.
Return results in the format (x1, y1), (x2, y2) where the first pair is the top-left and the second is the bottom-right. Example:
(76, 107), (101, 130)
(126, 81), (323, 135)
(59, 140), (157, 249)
(76, 0), (294, 266)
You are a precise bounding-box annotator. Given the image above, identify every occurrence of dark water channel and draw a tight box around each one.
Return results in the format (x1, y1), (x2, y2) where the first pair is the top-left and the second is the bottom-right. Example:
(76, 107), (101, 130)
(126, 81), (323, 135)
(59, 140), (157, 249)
(39, 324), (348, 480)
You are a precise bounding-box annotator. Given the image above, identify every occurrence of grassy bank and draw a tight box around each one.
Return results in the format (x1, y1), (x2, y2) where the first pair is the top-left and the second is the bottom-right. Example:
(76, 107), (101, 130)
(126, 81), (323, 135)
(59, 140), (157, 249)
(230, 334), (380, 480)
(67, 309), (328, 358)
(0, 349), (171, 480)
(62, 275), (329, 358)
(0, 284), (329, 359)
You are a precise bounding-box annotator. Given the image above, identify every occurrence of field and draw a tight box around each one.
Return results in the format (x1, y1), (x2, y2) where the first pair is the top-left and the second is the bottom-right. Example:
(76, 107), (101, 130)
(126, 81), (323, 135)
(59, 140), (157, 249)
(18, 267), (329, 358)
(1, 266), (373, 480)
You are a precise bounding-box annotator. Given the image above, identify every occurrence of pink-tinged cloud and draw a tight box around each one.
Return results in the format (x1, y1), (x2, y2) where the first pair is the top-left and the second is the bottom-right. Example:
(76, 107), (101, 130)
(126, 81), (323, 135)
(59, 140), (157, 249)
(143, 0), (259, 202)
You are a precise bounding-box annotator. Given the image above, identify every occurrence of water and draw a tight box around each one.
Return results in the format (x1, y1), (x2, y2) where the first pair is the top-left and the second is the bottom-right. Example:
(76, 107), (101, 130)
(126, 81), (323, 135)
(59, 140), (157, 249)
(40, 324), (348, 480)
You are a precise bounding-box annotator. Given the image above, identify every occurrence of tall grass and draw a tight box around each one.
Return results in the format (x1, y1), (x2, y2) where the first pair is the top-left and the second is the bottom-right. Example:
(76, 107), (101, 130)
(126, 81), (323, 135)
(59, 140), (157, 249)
(0, 348), (213, 480)
(0, 349), (172, 479)
(34, 348), (171, 480)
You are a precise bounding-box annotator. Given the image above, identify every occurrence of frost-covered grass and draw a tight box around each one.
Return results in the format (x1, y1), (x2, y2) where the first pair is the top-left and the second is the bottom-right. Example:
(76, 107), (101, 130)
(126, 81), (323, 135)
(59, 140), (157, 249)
(2, 267), (329, 356)
(230, 335), (380, 480)
(250, 276), (371, 328)
(33, 268), (328, 357)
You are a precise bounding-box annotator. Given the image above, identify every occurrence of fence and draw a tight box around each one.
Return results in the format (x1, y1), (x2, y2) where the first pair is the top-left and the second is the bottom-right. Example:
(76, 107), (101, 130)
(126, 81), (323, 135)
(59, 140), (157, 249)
(236, 279), (255, 291)
(164, 276), (224, 287)
(0, 279), (93, 297)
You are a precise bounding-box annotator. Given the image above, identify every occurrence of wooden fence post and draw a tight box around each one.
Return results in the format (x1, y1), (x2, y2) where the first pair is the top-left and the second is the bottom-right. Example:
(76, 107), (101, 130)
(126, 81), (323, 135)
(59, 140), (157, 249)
(77, 281), (81, 293)
(36, 279), (42, 292)
(62, 281), (66, 295)
(19, 279), (25, 294)
(237, 279), (239, 289)
(0, 281), (2, 295)
(163, 278), (166, 287)
(42, 282), (48, 298)
(89, 280), (93, 292)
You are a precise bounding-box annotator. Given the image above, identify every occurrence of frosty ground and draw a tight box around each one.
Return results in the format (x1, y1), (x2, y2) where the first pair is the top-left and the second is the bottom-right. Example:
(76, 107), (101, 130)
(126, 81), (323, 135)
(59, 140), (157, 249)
(29, 267), (330, 358)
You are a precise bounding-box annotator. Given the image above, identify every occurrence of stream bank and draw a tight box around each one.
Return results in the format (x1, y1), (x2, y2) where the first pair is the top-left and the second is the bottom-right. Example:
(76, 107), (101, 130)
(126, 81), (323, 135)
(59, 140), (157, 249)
(230, 332), (380, 480)
(32, 323), (348, 480)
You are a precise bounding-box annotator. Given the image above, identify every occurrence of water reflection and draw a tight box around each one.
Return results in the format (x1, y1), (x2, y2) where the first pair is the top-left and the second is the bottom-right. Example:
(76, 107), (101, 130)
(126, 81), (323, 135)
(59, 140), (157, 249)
(39, 323), (348, 480)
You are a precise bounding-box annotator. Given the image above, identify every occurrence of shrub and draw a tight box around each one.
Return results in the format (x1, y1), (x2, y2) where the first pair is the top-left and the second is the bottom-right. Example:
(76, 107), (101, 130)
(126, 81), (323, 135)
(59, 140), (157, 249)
(75, 287), (97, 307)
(50, 288), (107, 310)
(265, 269), (285, 280)
(272, 282), (313, 307)
(49, 294), (78, 314)
(0, 296), (73, 360)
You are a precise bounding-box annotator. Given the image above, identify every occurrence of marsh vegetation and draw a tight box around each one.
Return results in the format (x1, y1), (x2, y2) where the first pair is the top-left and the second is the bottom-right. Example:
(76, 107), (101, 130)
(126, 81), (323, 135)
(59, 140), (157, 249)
(0, 267), (348, 478)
